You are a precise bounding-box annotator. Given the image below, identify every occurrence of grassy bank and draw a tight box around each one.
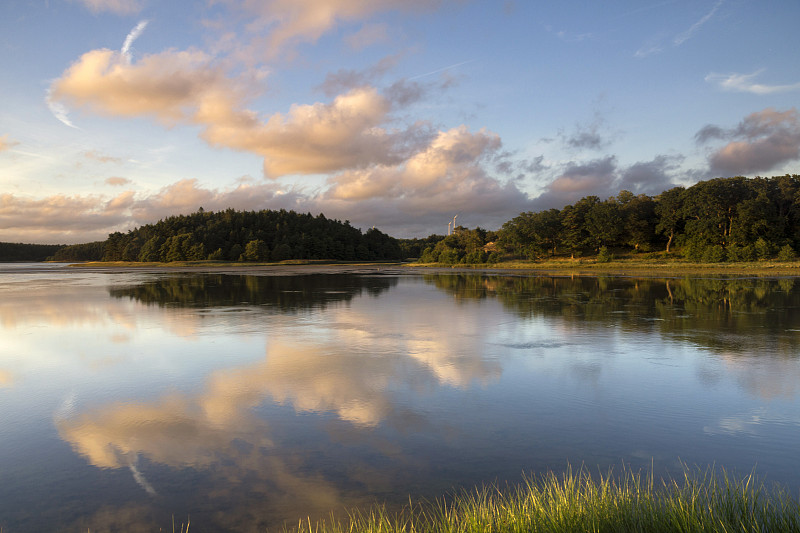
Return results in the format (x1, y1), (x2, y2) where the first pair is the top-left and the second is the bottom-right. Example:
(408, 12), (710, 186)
(57, 256), (800, 277)
(406, 256), (800, 277)
(287, 466), (800, 533)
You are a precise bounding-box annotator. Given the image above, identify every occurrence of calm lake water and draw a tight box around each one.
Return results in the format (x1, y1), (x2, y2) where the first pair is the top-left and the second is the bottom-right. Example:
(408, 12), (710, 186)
(1, 264), (800, 531)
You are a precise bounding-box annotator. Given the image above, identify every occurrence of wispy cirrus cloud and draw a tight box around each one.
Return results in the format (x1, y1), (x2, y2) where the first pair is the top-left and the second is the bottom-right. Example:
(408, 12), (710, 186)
(74, 0), (144, 15)
(705, 70), (800, 95)
(635, 0), (724, 58)
(673, 0), (723, 45)
(45, 87), (80, 129)
(121, 20), (148, 63)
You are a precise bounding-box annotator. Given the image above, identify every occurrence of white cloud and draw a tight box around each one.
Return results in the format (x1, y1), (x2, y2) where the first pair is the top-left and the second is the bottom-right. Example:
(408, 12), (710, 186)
(705, 70), (800, 95)
(45, 87), (79, 129)
(121, 20), (149, 63)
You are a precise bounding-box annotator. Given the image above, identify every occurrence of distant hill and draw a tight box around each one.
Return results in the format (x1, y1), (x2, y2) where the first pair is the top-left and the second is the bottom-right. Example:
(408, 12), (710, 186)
(0, 242), (64, 262)
(77, 208), (403, 263)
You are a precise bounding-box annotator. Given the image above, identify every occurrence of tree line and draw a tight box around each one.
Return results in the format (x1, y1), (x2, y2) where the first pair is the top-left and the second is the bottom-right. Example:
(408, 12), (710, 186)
(51, 208), (403, 262)
(497, 174), (800, 262)
(0, 242), (64, 262)
(4, 174), (799, 264)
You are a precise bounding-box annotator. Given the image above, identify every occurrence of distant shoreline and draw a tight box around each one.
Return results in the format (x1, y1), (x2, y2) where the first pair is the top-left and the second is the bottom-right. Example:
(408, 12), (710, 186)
(29, 258), (800, 277)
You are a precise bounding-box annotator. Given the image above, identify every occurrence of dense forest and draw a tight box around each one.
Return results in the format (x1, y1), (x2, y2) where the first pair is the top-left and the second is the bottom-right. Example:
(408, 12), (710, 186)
(493, 174), (800, 263)
(3, 174), (799, 264)
(413, 175), (800, 264)
(49, 241), (106, 262)
(52, 208), (403, 262)
(0, 242), (64, 262)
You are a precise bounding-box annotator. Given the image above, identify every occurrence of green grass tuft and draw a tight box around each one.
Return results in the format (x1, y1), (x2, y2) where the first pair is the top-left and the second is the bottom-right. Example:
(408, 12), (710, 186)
(284, 465), (800, 533)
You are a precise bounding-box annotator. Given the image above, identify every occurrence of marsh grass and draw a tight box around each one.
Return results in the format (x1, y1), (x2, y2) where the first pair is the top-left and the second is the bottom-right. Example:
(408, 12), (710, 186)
(286, 465), (800, 533)
(406, 257), (800, 276)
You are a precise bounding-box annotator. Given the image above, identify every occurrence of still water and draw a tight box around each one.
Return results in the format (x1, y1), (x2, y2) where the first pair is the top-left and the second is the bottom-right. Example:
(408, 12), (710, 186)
(1, 265), (799, 531)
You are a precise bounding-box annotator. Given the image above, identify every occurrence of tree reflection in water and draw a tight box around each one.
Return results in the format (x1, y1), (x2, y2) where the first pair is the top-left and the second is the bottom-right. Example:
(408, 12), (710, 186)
(424, 274), (800, 356)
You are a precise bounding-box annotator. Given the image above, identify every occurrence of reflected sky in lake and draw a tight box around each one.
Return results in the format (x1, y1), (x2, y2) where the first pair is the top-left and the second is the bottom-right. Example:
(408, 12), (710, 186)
(1, 267), (800, 531)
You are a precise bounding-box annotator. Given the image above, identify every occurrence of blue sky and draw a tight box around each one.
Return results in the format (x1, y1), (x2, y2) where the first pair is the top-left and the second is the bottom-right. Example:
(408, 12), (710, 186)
(1, 0), (799, 244)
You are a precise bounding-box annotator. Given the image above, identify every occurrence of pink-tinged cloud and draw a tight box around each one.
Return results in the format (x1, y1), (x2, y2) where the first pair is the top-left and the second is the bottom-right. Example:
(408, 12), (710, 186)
(128, 179), (306, 224)
(50, 46), (425, 177)
(529, 155), (680, 211)
(0, 181), (306, 244)
(49, 48), (237, 124)
(546, 156), (616, 195)
(0, 157), (531, 243)
(0, 191), (135, 244)
(0, 134), (20, 152)
(76, 0), (144, 15)
(326, 126), (501, 200)
(219, 0), (443, 58)
(700, 108), (800, 176)
(321, 126), (532, 233)
(200, 87), (404, 177)
(105, 177), (131, 186)
(85, 150), (123, 164)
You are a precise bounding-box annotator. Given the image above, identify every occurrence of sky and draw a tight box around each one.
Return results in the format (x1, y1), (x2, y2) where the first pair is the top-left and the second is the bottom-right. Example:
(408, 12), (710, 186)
(1, 0), (799, 244)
